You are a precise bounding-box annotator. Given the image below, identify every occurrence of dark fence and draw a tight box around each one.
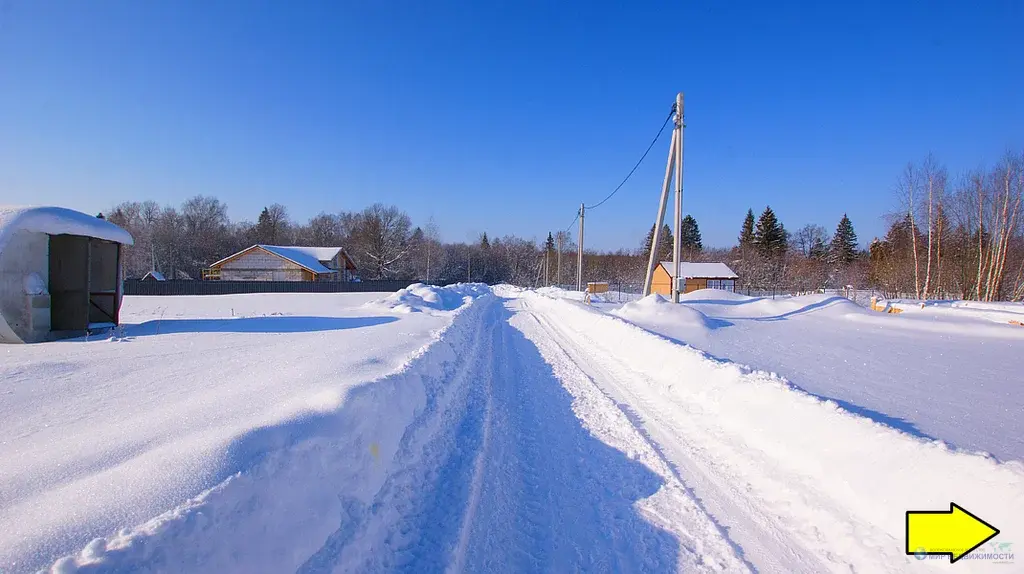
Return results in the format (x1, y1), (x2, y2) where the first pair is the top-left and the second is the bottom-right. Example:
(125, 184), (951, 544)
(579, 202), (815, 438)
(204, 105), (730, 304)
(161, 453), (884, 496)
(123, 279), (420, 296)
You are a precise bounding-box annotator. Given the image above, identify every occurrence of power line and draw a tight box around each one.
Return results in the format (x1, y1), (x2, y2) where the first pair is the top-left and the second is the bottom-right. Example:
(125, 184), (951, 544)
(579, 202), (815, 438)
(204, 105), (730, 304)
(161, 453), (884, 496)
(564, 211), (579, 233)
(585, 106), (676, 211)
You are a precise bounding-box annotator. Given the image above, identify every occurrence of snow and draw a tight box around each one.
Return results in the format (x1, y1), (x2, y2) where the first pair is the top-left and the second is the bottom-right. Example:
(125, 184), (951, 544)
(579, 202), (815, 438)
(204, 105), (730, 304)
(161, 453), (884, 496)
(0, 288), (483, 572)
(23, 273), (46, 295)
(371, 282), (490, 315)
(142, 271), (166, 281)
(611, 288), (1024, 462)
(256, 245), (335, 273)
(658, 261), (738, 278)
(0, 206), (134, 250)
(2, 284), (1021, 572)
(524, 290), (1023, 572)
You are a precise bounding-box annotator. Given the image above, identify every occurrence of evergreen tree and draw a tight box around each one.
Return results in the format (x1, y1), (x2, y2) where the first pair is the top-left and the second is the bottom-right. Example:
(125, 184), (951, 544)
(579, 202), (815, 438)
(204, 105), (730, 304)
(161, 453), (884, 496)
(809, 236), (829, 259)
(479, 232), (490, 249)
(545, 232), (555, 254)
(679, 215), (703, 256)
(738, 209), (755, 249)
(641, 223), (673, 262)
(754, 206), (787, 257)
(829, 213), (859, 265)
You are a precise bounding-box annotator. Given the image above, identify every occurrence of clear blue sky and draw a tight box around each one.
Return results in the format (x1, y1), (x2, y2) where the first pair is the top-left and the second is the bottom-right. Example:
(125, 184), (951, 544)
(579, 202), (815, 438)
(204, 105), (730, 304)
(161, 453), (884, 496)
(1, 1), (1021, 250)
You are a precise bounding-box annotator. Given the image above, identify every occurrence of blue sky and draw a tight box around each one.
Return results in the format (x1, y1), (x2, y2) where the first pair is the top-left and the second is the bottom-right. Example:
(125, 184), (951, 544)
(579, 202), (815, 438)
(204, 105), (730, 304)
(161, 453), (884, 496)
(1, 1), (1021, 250)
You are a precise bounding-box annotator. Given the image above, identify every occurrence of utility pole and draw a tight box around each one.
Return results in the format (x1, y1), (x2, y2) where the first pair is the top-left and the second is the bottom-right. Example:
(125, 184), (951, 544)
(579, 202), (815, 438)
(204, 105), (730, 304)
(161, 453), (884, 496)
(467, 255), (471, 283)
(577, 203), (585, 291)
(544, 249), (549, 286)
(642, 128), (677, 296)
(557, 234), (563, 288)
(643, 92), (686, 300)
(672, 92), (685, 303)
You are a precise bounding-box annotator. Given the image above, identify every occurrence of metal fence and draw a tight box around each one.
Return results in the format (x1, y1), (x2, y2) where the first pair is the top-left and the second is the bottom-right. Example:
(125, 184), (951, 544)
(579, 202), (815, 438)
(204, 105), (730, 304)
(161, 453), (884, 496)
(123, 279), (420, 296)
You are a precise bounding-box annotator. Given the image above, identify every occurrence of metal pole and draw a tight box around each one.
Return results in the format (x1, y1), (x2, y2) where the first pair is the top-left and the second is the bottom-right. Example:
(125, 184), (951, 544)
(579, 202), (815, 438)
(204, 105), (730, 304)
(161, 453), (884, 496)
(671, 92), (685, 303)
(642, 132), (678, 296)
(577, 203), (585, 291)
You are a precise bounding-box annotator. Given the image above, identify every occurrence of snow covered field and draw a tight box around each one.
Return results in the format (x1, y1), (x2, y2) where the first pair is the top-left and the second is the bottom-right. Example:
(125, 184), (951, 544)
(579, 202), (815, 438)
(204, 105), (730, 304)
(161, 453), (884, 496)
(1, 285), (1021, 572)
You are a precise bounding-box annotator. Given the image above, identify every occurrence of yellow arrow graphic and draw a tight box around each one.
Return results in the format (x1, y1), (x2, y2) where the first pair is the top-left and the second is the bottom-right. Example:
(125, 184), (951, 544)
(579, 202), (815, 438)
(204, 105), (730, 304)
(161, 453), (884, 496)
(906, 502), (1000, 563)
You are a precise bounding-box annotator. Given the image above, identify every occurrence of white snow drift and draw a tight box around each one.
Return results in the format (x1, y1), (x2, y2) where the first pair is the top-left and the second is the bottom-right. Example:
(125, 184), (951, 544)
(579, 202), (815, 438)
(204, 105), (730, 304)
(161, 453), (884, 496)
(1, 284), (1021, 573)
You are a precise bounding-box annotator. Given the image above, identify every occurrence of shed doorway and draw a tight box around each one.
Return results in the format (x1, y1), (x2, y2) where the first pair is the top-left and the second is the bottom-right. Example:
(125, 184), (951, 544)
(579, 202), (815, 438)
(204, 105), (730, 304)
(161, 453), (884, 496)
(48, 235), (121, 333)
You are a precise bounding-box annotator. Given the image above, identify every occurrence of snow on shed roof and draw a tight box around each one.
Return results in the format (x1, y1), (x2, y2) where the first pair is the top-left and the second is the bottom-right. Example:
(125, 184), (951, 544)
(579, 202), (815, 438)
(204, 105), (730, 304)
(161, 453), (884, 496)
(0, 206), (134, 252)
(142, 271), (166, 281)
(659, 261), (738, 279)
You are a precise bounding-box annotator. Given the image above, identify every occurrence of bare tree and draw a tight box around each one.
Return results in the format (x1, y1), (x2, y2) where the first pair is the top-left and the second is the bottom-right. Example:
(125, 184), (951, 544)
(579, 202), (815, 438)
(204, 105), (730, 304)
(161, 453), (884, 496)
(920, 155), (947, 299)
(350, 203), (412, 279)
(896, 162), (923, 298)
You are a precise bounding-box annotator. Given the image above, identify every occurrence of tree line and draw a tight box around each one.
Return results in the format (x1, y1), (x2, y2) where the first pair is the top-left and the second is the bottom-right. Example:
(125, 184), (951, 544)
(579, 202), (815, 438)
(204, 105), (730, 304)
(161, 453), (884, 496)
(106, 150), (1023, 300)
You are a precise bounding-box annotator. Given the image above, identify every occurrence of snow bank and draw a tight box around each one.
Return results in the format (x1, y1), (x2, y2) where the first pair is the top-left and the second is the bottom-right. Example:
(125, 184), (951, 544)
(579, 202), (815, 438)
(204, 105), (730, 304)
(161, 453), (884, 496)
(40, 293), (493, 572)
(887, 298), (1024, 328)
(612, 294), (720, 332)
(373, 283), (490, 314)
(524, 293), (1024, 572)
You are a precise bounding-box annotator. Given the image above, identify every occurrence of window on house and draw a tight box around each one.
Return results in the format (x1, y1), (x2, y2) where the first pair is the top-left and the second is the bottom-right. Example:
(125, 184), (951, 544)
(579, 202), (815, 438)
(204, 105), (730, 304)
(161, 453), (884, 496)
(707, 279), (736, 291)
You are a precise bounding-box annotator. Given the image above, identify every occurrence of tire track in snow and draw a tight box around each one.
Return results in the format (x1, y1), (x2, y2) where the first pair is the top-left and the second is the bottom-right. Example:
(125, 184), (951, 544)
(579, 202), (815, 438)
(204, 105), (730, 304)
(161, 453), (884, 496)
(518, 297), (816, 573)
(518, 292), (1024, 573)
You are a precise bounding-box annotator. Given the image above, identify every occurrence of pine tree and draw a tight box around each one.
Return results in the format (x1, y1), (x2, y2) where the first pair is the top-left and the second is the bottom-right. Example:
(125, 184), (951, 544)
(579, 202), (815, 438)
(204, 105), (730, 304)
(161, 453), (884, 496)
(679, 215), (702, 258)
(809, 236), (829, 259)
(754, 206), (786, 257)
(738, 209), (755, 249)
(480, 232), (490, 249)
(829, 213), (858, 266)
(641, 223), (673, 262)
(545, 232), (555, 254)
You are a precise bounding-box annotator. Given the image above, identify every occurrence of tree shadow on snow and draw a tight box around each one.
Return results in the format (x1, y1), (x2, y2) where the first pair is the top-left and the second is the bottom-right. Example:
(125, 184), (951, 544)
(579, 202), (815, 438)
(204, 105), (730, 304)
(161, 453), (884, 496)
(122, 315), (398, 336)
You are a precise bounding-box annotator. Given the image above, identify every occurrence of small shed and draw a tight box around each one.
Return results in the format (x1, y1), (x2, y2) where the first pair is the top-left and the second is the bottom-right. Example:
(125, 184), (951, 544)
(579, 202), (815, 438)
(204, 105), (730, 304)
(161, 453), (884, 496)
(651, 261), (738, 296)
(0, 206), (134, 343)
(141, 271), (166, 281)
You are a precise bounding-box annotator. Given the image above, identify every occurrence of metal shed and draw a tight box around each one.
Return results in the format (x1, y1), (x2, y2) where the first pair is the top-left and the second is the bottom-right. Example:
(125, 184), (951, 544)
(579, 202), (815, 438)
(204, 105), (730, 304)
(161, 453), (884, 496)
(0, 206), (134, 343)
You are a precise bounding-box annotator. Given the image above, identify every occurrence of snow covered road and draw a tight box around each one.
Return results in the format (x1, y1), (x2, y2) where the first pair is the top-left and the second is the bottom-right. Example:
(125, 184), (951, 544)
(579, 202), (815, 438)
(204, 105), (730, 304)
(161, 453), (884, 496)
(3, 285), (1022, 572)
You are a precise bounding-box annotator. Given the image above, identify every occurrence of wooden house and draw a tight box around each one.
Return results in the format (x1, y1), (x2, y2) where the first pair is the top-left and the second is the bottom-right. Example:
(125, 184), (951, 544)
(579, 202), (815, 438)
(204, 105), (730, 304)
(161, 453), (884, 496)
(204, 245), (357, 281)
(651, 261), (738, 296)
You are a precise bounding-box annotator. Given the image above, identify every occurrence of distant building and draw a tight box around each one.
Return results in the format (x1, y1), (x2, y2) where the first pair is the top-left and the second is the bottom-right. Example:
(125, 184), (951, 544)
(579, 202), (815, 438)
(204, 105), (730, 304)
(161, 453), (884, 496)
(0, 206), (134, 343)
(651, 261), (738, 296)
(204, 245), (357, 281)
(141, 271), (166, 281)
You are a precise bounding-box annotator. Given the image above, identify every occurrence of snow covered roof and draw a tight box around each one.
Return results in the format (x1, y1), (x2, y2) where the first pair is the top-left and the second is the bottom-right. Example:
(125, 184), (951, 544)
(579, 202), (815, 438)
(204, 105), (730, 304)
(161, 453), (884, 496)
(0, 206), (134, 252)
(210, 245), (351, 274)
(142, 271), (166, 281)
(659, 261), (738, 279)
(258, 246), (336, 273)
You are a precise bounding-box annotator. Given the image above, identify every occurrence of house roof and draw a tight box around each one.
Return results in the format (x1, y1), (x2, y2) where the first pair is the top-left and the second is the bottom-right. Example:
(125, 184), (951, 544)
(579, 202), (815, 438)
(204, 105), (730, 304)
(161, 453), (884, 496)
(658, 261), (738, 279)
(143, 271), (166, 281)
(0, 206), (134, 252)
(259, 245), (336, 273)
(209, 245), (352, 274)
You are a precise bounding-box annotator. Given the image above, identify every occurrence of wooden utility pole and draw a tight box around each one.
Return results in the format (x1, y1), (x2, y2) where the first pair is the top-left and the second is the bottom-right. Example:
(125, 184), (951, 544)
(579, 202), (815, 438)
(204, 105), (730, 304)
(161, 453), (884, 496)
(577, 203), (585, 291)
